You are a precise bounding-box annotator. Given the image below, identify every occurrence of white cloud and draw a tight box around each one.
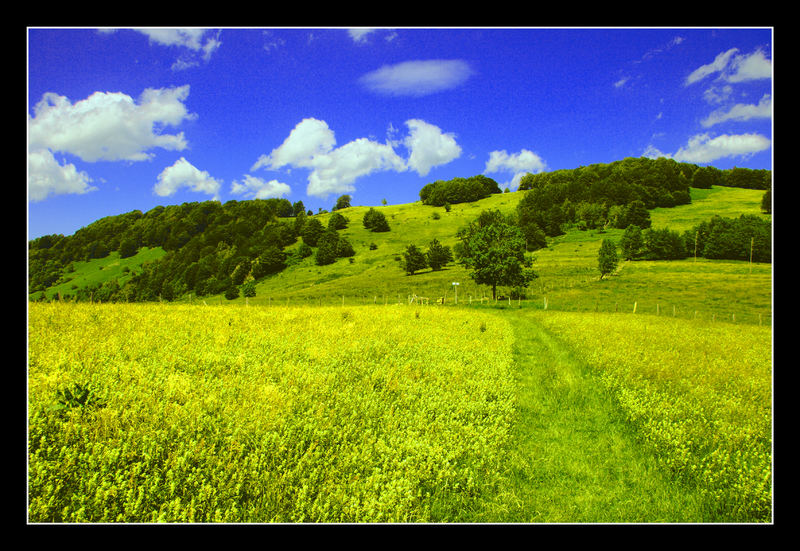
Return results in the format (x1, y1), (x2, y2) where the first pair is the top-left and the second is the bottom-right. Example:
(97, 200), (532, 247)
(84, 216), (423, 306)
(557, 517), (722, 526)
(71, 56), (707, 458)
(702, 84), (733, 105)
(685, 48), (739, 86)
(133, 28), (222, 70)
(348, 28), (377, 43)
(403, 119), (462, 176)
(28, 148), (96, 202)
(29, 86), (195, 163)
(251, 118), (336, 172)
(701, 94), (772, 128)
(154, 157), (222, 198)
(231, 175), (291, 199)
(485, 149), (547, 189)
(252, 118), (468, 198)
(644, 133), (771, 164)
(359, 59), (474, 97)
(306, 138), (407, 198)
(347, 28), (398, 44)
(101, 29), (222, 70)
(685, 47), (771, 86)
(137, 28), (209, 50)
(726, 48), (772, 83)
(252, 117), (466, 199)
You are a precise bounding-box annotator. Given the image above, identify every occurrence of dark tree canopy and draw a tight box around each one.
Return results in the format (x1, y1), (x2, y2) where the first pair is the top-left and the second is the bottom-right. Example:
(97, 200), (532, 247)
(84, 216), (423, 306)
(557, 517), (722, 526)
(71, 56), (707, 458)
(363, 208), (390, 232)
(333, 195), (352, 211)
(597, 238), (619, 279)
(419, 175), (501, 206)
(426, 238), (453, 271)
(455, 210), (536, 299)
(29, 198), (300, 302)
(619, 225), (644, 260)
(402, 244), (428, 275)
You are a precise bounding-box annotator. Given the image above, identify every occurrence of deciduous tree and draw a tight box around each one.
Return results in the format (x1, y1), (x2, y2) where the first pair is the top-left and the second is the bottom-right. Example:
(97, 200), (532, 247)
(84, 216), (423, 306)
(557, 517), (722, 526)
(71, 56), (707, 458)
(456, 210), (536, 299)
(403, 244), (428, 275)
(597, 238), (618, 279)
(426, 238), (453, 271)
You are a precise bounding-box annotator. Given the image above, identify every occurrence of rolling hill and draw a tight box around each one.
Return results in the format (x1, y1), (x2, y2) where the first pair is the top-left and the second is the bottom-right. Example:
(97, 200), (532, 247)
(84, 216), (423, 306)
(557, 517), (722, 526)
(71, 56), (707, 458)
(31, 183), (771, 326)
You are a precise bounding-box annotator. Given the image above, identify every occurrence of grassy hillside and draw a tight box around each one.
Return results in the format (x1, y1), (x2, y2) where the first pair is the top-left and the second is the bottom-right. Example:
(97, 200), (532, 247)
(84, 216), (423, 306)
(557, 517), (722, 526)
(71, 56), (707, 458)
(28, 185), (774, 523)
(31, 184), (771, 326)
(210, 185), (771, 325)
(203, 192), (524, 306)
(29, 246), (166, 302)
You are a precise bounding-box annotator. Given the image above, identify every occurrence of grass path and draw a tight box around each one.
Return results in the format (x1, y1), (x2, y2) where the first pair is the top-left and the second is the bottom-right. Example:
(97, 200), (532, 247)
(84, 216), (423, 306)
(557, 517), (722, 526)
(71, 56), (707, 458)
(476, 310), (709, 523)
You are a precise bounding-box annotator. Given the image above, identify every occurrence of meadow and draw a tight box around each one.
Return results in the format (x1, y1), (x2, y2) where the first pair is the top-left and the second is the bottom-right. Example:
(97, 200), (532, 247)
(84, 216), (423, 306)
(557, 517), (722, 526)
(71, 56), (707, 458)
(27, 184), (773, 523)
(228, 186), (771, 327)
(532, 311), (772, 522)
(28, 302), (516, 522)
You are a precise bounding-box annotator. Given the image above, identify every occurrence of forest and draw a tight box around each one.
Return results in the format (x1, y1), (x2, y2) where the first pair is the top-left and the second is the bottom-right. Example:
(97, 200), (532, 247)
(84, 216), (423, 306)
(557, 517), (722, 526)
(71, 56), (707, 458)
(28, 158), (772, 303)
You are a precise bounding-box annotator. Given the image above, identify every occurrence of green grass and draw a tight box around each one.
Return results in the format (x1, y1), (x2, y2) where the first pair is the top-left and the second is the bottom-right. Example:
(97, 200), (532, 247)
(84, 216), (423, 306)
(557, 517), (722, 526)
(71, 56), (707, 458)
(218, 193), (523, 306)
(531, 310), (772, 522)
(31, 246), (166, 301)
(475, 310), (709, 522)
(28, 185), (773, 523)
(37, 185), (770, 321)
(231, 185), (770, 319)
(650, 185), (770, 232)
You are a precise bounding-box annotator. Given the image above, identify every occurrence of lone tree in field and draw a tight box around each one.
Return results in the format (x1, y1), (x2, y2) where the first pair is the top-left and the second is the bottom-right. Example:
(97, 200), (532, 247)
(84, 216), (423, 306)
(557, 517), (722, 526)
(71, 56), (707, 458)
(598, 238), (619, 279)
(403, 244), (428, 275)
(333, 194), (351, 211)
(426, 238), (453, 271)
(455, 209), (536, 300)
(363, 208), (390, 232)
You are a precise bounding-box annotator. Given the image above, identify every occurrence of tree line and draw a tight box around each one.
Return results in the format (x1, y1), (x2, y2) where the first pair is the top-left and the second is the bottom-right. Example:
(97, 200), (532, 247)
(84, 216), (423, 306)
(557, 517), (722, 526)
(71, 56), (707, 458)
(29, 194), (397, 303)
(419, 175), (502, 206)
(30, 157), (771, 302)
(621, 214), (771, 263)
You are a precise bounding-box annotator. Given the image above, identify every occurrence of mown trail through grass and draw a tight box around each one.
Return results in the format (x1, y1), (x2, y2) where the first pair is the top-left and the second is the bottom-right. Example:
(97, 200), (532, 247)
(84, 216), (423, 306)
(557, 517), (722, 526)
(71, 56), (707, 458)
(476, 310), (708, 523)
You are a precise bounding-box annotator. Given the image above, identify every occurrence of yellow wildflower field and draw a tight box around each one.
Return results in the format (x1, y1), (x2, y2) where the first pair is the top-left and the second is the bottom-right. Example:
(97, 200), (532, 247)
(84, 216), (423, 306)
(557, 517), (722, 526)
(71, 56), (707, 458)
(533, 310), (772, 522)
(28, 303), (516, 523)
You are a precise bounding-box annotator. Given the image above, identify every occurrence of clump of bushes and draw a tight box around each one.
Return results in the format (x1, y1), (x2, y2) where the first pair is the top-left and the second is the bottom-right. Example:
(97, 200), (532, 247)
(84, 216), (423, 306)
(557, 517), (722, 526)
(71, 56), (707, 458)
(419, 175), (501, 206)
(363, 208), (390, 232)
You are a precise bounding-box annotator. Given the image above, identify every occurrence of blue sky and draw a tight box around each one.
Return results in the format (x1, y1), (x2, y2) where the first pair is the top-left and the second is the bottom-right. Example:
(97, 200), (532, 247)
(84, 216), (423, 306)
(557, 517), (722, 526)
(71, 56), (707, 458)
(27, 27), (773, 239)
